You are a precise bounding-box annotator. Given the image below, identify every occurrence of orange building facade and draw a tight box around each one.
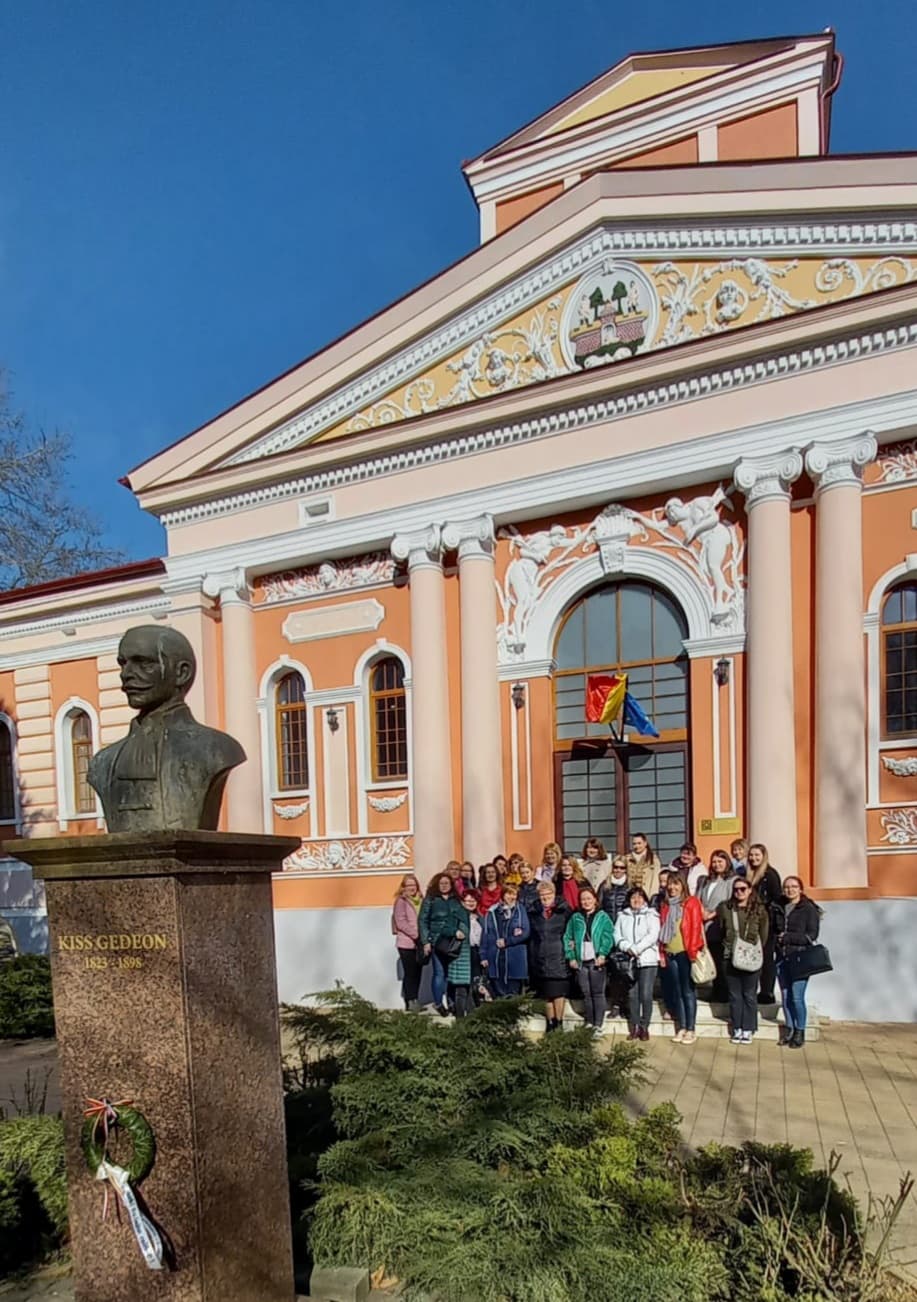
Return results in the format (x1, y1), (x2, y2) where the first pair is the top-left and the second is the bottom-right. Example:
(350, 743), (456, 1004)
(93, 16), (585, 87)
(2, 34), (917, 1017)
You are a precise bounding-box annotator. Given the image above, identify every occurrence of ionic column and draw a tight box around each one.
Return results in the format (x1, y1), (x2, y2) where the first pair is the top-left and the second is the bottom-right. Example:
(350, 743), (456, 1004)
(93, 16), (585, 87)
(805, 434), (877, 888)
(733, 451), (803, 872)
(202, 568), (262, 832)
(390, 526), (454, 877)
(442, 515), (504, 866)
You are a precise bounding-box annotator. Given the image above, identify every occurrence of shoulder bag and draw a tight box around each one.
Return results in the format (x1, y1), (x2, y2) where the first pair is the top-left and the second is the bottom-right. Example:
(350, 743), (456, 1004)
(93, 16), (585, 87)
(731, 910), (764, 972)
(786, 942), (832, 980)
(690, 945), (716, 985)
(608, 949), (638, 986)
(434, 934), (463, 963)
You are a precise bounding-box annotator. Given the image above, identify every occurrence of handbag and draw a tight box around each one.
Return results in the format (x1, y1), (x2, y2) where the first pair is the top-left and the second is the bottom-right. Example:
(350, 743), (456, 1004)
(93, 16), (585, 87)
(786, 942), (833, 980)
(608, 949), (638, 987)
(415, 939), (430, 967)
(434, 934), (462, 963)
(731, 910), (763, 973)
(690, 944), (716, 985)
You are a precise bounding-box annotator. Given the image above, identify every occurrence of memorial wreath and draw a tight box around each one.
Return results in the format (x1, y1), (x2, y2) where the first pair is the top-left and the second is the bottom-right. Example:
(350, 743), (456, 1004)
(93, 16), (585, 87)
(81, 1097), (163, 1270)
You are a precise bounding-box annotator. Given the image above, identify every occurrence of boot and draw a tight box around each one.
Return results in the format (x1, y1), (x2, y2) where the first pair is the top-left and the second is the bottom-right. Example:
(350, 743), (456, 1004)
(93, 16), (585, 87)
(778, 1026), (791, 1047)
(788, 1029), (805, 1049)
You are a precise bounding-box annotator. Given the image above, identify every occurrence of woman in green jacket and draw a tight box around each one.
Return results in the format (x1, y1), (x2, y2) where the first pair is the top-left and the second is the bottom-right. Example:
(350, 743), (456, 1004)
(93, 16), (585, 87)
(419, 874), (470, 1016)
(563, 885), (615, 1030)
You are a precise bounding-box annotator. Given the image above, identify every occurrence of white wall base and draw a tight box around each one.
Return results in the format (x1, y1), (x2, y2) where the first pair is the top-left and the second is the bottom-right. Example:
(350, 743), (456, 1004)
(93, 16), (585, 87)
(806, 899), (917, 1023)
(272, 899), (917, 1022)
(274, 906), (404, 1008)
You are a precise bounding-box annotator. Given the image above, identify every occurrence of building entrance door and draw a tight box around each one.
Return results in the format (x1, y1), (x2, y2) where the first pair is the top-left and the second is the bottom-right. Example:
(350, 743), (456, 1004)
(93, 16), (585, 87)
(556, 742), (690, 864)
(552, 580), (691, 862)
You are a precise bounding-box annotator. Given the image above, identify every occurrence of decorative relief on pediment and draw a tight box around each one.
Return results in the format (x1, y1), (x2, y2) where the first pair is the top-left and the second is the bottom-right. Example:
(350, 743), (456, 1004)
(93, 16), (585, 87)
(221, 232), (917, 469)
(495, 488), (744, 663)
(261, 553), (395, 603)
(330, 254), (917, 446)
(345, 300), (564, 431)
(561, 262), (658, 368)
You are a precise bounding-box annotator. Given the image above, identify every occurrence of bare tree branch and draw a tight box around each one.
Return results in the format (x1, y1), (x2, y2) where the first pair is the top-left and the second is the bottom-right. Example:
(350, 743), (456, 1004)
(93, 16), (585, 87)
(0, 372), (123, 590)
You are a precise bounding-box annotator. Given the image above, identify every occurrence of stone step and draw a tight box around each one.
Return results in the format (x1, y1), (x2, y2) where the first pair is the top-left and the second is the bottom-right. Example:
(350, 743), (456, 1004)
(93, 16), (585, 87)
(426, 1000), (820, 1040)
(532, 1000), (821, 1041)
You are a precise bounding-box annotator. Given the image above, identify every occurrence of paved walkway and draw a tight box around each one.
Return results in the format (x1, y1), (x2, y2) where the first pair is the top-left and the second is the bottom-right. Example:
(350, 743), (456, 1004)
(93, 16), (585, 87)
(626, 1023), (917, 1279)
(1, 1027), (915, 1294)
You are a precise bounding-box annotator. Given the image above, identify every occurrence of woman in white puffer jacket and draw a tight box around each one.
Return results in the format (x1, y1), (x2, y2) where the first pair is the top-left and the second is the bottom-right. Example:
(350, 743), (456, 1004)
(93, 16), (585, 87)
(615, 886), (661, 1040)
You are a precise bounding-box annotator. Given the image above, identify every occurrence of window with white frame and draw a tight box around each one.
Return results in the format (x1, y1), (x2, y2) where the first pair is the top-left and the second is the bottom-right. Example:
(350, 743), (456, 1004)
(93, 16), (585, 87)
(0, 716), (16, 826)
(369, 656), (408, 782)
(274, 670), (309, 790)
(56, 703), (99, 819)
(882, 581), (917, 737)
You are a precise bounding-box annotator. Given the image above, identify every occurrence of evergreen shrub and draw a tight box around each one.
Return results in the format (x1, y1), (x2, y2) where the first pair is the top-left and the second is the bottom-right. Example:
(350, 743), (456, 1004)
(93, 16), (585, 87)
(284, 990), (916, 1302)
(0, 1115), (67, 1273)
(0, 956), (54, 1039)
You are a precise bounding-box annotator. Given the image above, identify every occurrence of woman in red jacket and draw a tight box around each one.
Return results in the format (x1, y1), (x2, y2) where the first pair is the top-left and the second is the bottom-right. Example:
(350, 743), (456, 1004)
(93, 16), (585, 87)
(658, 872), (703, 1044)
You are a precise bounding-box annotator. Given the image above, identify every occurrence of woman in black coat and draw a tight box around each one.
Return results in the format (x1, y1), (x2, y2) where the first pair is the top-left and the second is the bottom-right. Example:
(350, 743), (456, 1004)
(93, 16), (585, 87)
(747, 843), (783, 1003)
(774, 875), (821, 1048)
(529, 879), (572, 1032)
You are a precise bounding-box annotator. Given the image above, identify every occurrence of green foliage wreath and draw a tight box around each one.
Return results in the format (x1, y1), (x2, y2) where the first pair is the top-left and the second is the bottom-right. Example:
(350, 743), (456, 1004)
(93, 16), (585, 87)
(81, 1104), (156, 1186)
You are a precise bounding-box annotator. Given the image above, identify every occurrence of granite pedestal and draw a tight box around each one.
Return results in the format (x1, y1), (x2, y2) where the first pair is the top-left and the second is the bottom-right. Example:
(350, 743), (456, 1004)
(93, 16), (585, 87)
(8, 830), (300, 1302)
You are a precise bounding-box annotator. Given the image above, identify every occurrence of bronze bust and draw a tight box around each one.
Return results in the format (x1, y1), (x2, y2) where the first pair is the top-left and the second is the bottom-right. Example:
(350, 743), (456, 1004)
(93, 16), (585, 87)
(88, 625), (245, 832)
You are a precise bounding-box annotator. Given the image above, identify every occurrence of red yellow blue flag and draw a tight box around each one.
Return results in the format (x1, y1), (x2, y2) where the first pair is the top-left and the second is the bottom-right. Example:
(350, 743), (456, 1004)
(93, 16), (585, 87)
(585, 673), (628, 725)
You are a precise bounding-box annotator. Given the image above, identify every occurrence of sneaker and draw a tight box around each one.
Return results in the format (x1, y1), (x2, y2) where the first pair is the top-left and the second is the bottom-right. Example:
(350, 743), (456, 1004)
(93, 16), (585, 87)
(673, 1029), (686, 1043)
(730, 1030), (743, 1044)
(741, 1031), (752, 1044)
(682, 1031), (697, 1045)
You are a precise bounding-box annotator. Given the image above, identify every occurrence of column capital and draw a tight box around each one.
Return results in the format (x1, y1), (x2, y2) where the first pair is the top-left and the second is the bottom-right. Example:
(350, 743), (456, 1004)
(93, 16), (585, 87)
(733, 450), (803, 507)
(390, 524), (443, 571)
(202, 566), (251, 606)
(441, 514), (495, 561)
(805, 433), (878, 495)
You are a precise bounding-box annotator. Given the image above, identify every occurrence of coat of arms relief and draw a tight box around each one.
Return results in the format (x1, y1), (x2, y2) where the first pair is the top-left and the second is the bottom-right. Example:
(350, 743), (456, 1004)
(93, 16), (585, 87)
(495, 488), (745, 664)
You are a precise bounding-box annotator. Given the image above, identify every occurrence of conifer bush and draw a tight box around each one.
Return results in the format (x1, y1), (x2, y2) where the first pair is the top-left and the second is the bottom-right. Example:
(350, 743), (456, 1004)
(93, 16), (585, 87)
(0, 1115), (67, 1272)
(284, 990), (916, 1302)
(0, 956), (54, 1039)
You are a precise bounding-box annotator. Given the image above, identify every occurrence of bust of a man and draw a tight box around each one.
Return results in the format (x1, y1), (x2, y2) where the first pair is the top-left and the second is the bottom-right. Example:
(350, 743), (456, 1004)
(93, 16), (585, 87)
(88, 625), (246, 832)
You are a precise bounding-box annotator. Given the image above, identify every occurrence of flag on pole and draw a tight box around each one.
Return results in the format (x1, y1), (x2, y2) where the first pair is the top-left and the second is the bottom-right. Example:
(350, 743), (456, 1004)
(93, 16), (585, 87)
(622, 691), (660, 738)
(585, 673), (628, 725)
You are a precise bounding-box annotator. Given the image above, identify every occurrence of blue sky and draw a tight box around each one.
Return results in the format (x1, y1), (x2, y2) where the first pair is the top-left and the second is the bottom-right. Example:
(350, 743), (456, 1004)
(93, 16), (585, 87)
(1, 0), (915, 562)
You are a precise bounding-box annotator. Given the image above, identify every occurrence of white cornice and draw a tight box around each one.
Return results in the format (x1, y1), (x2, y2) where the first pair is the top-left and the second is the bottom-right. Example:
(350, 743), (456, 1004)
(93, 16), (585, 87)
(161, 323), (917, 533)
(0, 635), (121, 673)
(469, 59), (825, 201)
(163, 385), (917, 587)
(0, 595), (170, 640)
(217, 219), (917, 470)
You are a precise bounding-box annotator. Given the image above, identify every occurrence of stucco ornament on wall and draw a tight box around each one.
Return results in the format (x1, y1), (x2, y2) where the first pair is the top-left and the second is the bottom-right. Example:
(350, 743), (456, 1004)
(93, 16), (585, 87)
(345, 301), (564, 432)
(653, 257), (816, 345)
(875, 438), (917, 485)
(284, 836), (412, 872)
(273, 800), (310, 819)
(261, 553), (395, 603)
(879, 807), (917, 845)
(495, 487), (744, 662)
(368, 792), (408, 813)
(882, 755), (917, 777)
(560, 260), (659, 369)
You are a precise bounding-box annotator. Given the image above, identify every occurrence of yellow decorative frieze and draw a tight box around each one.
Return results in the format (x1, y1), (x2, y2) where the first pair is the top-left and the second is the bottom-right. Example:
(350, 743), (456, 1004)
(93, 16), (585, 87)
(313, 254), (917, 444)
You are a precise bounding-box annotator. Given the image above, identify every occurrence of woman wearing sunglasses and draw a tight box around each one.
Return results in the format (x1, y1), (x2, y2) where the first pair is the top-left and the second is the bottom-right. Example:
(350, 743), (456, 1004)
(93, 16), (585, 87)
(717, 879), (769, 1044)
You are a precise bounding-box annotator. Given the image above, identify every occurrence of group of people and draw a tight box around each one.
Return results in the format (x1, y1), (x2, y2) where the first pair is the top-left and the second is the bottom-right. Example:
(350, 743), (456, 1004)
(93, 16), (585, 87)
(391, 834), (822, 1048)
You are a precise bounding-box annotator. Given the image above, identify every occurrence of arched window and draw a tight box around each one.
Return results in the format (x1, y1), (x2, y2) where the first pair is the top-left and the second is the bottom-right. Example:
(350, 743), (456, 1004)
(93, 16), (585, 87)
(553, 580), (689, 863)
(882, 581), (917, 736)
(370, 657), (407, 781)
(69, 710), (95, 815)
(275, 671), (309, 790)
(0, 718), (16, 825)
